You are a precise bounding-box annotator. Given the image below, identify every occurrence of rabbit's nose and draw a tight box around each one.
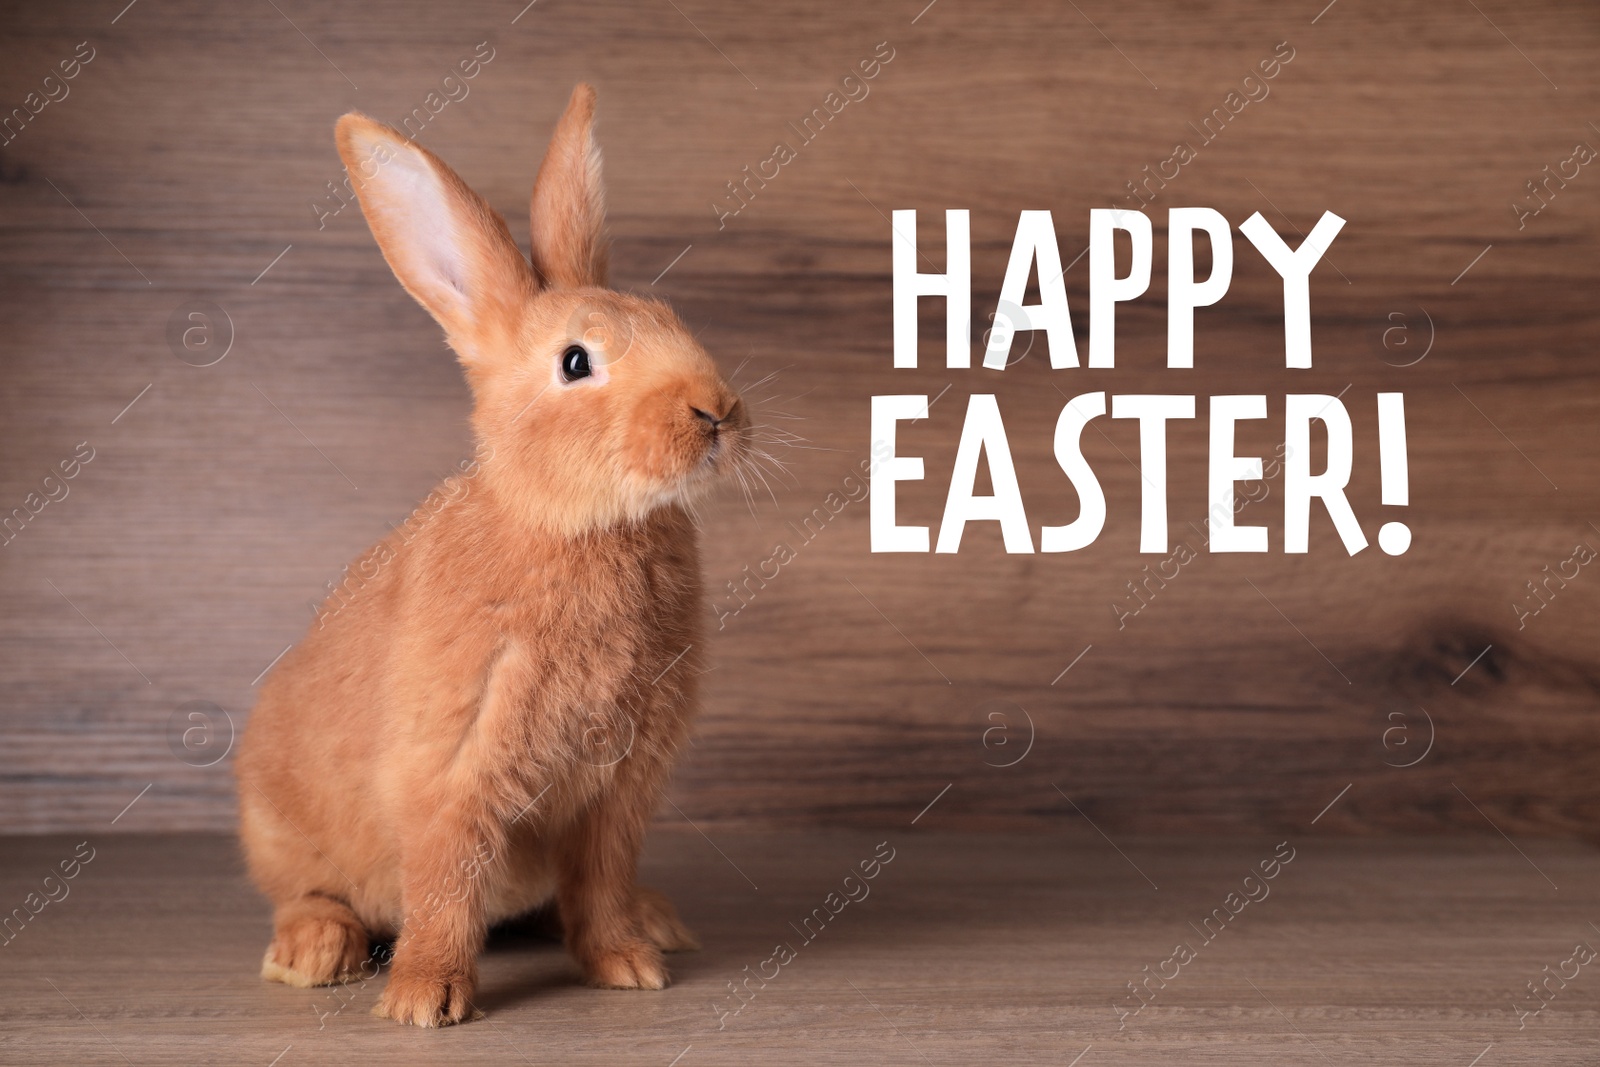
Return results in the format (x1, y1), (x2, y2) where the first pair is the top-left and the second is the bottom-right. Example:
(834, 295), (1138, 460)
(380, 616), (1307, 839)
(691, 406), (722, 430)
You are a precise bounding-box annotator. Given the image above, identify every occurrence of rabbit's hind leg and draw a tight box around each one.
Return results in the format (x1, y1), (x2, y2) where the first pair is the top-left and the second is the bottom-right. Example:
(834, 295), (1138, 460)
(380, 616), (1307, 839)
(261, 893), (371, 987)
(634, 885), (699, 952)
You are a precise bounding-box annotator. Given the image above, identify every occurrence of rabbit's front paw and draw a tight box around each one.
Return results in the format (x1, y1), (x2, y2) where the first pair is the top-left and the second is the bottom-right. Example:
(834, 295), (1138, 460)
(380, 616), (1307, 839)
(583, 938), (669, 990)
(374, 966), (481, 1027)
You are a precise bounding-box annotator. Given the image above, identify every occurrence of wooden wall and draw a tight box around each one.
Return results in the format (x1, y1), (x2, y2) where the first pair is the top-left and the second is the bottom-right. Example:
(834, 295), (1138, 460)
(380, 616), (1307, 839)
(2, 0), (1598, 836)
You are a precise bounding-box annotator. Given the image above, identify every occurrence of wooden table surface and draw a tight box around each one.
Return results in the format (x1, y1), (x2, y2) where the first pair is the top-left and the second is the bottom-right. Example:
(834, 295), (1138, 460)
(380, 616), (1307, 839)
(1, 829), (1598, 1065)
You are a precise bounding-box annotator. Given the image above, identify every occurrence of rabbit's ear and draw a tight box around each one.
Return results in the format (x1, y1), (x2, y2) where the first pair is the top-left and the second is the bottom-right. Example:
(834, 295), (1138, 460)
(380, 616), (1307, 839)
(335, 112), (534, 360)
(528, 84), (608, 288)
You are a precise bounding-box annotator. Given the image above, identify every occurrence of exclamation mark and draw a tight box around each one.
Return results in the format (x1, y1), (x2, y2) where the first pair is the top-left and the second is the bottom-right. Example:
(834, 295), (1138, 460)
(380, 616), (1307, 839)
(1377, 392), (1411, 555)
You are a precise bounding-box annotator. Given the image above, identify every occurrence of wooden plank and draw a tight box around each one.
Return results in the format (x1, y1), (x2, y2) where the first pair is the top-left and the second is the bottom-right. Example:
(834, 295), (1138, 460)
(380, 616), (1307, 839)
(1, 831), (1597, 1064)
(0, 0), (1597, 833)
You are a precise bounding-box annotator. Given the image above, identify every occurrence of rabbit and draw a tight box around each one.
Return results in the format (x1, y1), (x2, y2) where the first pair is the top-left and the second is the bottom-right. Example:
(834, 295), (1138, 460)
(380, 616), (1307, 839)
(235, 84), (748, 1027)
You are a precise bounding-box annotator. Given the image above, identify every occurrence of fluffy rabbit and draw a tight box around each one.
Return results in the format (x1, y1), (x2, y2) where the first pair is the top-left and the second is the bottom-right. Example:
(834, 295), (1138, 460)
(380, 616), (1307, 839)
(236, 85), (746, 1027)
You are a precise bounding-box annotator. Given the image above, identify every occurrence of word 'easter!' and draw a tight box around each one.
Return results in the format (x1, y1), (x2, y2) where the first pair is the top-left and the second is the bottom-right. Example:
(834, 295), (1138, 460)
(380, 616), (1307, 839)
(871, 208), (1413, 556)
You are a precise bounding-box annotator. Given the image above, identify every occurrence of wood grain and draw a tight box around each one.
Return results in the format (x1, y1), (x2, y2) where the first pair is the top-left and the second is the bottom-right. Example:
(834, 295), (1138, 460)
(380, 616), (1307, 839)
(1, 0), (1599, 834)
(2, 831), (1598, 1064)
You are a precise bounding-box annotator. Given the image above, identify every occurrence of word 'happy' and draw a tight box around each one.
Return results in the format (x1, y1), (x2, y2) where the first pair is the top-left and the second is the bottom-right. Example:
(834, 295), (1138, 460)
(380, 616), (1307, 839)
(870, 208), (1414, 556)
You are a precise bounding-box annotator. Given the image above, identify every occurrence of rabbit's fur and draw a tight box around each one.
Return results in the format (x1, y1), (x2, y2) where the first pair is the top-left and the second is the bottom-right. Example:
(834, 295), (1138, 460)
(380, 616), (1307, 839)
(235, 85), (746, 1027)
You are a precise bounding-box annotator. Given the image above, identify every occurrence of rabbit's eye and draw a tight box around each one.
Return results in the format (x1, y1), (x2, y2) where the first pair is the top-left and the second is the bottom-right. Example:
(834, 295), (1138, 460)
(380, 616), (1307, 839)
(560, 344), (592, 382)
